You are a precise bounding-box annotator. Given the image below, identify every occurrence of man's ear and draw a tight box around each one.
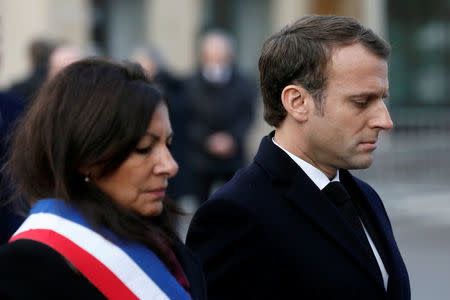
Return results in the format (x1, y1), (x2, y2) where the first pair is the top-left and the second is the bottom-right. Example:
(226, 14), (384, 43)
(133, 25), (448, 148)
(281, 84), (310, 122)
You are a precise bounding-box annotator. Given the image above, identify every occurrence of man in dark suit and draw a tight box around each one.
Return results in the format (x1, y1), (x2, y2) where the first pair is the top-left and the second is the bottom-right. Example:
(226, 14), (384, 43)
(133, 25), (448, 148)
(186, 15), (410, 300)
(184, 30), (256, 204)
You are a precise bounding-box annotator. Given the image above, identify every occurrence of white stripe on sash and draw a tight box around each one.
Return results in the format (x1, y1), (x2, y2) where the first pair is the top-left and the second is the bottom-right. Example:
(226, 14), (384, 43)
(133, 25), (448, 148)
(15, 212), (170, 300)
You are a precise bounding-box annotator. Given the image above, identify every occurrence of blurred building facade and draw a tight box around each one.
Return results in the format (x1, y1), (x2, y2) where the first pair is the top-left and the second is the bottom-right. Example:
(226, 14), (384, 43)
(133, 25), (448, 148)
(1, 0), (448, 138)
(1, 0), (386, 85)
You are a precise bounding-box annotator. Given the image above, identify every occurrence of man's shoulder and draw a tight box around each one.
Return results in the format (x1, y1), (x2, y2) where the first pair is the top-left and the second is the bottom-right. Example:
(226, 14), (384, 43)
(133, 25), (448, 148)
(212, 162), (270, 202)
(192, 162), (272, 221)
(187, 162), (273, 256)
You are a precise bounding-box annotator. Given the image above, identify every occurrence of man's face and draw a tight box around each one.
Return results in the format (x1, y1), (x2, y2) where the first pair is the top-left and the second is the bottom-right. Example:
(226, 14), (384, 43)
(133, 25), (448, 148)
(303, 43), (393, 177)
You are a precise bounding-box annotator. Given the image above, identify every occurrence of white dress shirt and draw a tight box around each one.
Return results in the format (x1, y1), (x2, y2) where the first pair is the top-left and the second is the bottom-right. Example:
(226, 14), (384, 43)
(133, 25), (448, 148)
(272, 138), (389, 290)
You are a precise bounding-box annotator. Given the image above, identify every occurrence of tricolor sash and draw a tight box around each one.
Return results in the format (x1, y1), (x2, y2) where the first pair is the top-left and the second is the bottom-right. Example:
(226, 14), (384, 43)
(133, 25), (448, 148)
(10, 198), (192, 300)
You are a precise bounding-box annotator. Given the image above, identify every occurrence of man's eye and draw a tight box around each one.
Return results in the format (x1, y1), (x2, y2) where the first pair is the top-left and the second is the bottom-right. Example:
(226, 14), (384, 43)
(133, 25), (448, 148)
(135, 146), (152, 154)
(354, 101), (368, 108)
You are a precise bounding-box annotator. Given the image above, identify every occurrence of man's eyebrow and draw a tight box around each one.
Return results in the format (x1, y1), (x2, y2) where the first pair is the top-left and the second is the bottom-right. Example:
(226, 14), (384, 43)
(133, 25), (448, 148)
(348, 91), (390, 99)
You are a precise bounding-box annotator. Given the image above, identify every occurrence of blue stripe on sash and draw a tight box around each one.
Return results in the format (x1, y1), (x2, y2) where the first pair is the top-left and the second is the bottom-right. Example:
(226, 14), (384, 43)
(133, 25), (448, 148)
(31, 199), (192, 300)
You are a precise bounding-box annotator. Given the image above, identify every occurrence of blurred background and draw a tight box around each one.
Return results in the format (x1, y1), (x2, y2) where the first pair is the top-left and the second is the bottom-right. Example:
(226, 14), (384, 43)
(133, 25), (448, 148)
(0, 0), (449, 299)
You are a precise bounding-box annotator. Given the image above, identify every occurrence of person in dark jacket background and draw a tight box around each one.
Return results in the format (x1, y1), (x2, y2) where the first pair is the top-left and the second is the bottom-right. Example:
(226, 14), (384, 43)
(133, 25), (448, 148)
(8, 38), (56, 104)
(0, 28), (26, 244)
(0, 91), (24, 245)
(184, 30), (256, 204)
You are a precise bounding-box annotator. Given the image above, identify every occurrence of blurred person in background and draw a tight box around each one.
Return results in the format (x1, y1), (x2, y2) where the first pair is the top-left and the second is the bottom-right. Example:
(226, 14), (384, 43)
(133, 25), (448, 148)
(9, 38), (56, 104)
(132, 46), (191, 201)
(187, 15), (410, 300)
(184, 30), (256, 205)
(47, 43), (83, 79)
(0, 91), (24, 246)
(0, 58), (206, 299)
(0, 28), (25, 245)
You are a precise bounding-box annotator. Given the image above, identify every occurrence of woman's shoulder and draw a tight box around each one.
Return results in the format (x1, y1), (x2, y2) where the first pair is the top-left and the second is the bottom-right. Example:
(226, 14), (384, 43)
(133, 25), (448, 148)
(0, 239), (72, 273)
(0, 239), (106, 299)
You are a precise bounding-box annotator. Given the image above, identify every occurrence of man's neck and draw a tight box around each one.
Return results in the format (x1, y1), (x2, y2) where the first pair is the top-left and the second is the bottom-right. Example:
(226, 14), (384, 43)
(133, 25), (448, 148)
(272, 135), (338, 190)
(273, 129), (338, 180)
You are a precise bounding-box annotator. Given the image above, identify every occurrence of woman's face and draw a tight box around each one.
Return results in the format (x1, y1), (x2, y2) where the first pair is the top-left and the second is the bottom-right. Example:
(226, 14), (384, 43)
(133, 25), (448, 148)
(92, 102), (178, 217)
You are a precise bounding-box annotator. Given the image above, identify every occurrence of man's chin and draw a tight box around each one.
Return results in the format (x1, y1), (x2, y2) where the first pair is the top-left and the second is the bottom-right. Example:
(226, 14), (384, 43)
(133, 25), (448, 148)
(346, 155), (374, 170)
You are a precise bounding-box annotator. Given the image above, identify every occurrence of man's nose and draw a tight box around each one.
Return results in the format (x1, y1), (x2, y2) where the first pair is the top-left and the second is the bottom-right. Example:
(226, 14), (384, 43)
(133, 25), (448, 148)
(369, 100), (394, 131)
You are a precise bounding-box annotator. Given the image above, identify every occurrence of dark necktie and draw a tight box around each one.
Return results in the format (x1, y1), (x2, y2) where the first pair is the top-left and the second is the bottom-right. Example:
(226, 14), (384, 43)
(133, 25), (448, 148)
(322, 181), (372, 251)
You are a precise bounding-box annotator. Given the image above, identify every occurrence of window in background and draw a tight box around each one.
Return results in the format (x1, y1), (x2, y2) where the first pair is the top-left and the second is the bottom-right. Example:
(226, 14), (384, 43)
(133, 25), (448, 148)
(388, 0), (449, 106)
(91, 0), (147, 59)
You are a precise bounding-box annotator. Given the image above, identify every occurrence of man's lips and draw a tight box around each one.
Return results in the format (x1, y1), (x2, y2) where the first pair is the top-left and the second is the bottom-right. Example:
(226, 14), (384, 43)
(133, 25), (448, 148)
(359, 140), (377, 150)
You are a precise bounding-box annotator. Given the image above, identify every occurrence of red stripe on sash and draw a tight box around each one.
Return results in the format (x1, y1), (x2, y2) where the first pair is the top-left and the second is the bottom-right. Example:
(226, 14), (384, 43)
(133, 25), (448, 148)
(10, 229), (139, 300)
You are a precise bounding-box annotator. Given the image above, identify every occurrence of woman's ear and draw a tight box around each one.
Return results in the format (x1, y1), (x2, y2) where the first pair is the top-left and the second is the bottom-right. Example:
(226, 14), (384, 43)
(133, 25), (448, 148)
(281, 84), (310, 122)
(79, 164), (104, 181)
(78, 166), (90, 177)
(78, 166), (92, 182)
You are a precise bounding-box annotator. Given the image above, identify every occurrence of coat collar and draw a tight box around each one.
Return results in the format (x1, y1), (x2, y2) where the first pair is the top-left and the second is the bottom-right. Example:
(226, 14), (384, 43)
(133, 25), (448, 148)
(254, 132), (385, 290)
(348, 175), (410, 299)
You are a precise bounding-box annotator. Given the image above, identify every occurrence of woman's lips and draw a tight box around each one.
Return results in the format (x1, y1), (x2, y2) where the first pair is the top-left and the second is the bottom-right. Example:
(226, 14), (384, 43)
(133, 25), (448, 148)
(147, 188), (166, 198)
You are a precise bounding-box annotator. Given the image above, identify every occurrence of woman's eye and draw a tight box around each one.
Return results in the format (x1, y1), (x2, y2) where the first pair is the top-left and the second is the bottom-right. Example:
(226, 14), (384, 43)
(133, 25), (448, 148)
(135, 146), (152, 154)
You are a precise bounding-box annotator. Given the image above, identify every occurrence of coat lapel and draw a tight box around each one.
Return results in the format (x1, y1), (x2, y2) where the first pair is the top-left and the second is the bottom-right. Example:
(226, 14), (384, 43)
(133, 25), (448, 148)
(254, 134), (385, 290)
(350, 176), (410, 299)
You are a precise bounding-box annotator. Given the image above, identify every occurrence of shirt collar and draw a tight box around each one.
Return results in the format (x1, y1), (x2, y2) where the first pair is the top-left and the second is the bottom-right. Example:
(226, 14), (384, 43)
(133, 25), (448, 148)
(272, 138), (339, 190)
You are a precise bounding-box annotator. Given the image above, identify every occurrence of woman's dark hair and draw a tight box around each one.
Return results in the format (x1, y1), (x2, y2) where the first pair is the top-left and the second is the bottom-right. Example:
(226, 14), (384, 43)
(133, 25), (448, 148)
(8, 57), (179, 266)
(259, 15), (391, 127)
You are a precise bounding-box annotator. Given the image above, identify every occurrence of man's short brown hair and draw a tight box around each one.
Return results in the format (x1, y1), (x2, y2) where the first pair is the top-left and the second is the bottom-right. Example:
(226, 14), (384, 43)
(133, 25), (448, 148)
(258, 15), (391, 127)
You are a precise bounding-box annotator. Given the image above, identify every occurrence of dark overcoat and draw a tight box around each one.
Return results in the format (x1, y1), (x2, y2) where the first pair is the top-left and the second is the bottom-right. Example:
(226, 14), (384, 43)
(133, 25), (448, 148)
(187, 133), (410, 300)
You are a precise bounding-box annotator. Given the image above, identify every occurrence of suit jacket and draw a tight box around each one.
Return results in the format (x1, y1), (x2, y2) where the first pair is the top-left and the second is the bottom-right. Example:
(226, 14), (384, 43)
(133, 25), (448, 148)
(0, 238), (207, 300)
(186, 133), (410, 300)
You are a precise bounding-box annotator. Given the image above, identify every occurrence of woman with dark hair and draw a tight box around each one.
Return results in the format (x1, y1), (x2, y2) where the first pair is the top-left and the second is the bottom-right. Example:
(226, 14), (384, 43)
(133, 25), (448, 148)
(0, 58), (206, 300)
